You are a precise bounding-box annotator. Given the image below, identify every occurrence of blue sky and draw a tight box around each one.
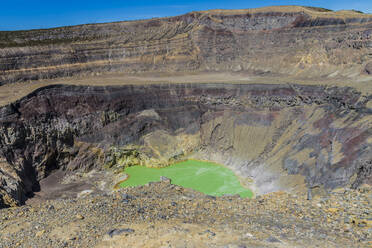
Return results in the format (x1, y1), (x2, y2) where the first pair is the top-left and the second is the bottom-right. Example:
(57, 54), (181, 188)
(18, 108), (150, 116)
(1, 0), (371, 31)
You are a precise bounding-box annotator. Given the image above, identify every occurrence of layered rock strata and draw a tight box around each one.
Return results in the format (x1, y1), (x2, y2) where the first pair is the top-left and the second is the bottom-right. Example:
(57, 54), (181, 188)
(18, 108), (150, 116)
(0, 83), (370, 208)
(1, 6), (372, 85)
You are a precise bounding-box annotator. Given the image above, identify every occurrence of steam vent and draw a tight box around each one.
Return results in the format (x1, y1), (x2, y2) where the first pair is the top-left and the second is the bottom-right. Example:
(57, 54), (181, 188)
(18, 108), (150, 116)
(0, 6), (371, 248)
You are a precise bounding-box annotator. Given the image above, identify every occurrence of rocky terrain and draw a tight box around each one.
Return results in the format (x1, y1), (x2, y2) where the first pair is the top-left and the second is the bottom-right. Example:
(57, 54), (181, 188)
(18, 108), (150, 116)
(0, 5), (371, 248)
(0, 181), (371, 247)
(0, 6), (372, 85)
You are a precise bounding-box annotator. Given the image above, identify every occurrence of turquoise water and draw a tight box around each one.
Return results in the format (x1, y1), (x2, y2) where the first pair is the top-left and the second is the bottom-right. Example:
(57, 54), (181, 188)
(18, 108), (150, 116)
(120, 160), (253, 198)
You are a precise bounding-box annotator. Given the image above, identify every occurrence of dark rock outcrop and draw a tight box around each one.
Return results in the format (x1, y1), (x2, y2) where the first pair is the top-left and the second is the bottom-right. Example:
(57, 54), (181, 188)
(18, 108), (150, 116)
(0, 83), (370, 207)
(365, 62), (372, 74)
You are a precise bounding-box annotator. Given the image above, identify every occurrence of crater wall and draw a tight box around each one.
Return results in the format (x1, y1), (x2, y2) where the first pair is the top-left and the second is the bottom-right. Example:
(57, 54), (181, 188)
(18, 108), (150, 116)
(1, 6), (372, 85)
(0, 84), (370, 208)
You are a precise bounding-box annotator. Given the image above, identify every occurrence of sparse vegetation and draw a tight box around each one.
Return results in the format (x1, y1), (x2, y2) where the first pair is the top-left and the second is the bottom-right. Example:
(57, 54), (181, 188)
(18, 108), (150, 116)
(351, 9), (364, 14)
(304, 6), (333, 12)
(0, 29), (102, 48)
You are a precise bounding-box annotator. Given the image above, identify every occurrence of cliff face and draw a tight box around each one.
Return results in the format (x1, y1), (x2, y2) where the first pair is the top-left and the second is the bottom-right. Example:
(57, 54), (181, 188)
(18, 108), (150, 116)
(1, 6), (372, 85)
(0, 84), (371, 208)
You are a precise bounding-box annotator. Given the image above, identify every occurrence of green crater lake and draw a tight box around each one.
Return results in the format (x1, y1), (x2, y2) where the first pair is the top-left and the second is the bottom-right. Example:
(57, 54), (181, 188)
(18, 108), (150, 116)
(119, 160), (253, 198)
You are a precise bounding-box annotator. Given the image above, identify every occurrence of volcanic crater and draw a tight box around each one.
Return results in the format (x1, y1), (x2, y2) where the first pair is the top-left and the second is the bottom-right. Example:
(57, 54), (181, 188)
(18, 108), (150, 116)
(0, 83), (370, 207)
(0, 5), (372, 247)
